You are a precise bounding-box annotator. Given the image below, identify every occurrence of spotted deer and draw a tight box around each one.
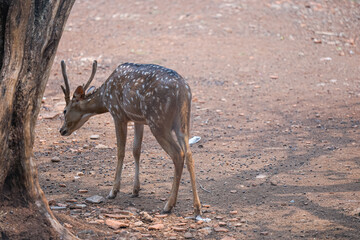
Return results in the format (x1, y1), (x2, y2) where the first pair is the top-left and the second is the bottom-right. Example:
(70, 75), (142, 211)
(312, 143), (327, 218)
(59, 60), (201, 216)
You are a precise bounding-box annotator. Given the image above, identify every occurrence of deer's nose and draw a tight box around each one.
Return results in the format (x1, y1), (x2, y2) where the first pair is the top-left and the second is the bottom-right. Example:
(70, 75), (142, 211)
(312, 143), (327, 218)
(60, 128), (67, 136)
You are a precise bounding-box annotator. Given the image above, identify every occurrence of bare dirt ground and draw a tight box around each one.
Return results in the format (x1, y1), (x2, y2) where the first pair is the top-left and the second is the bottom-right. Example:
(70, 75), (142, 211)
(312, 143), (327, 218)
(32, 0), (360, 239)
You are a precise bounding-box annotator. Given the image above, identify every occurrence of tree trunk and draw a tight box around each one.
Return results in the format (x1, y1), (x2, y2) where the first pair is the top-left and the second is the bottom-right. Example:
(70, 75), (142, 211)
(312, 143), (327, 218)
(0, 0), (75, 239)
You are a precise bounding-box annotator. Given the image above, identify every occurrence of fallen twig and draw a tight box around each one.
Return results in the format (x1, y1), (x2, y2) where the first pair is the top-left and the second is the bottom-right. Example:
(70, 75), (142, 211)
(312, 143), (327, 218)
(197, 180), (211, 193)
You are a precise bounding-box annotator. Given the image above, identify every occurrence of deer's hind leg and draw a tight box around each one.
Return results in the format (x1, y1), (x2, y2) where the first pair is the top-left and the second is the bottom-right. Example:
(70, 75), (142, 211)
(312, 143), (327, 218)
(151, 127), (185, 213)
(175, 129), (202, 216)
(132, 123), (144, 197)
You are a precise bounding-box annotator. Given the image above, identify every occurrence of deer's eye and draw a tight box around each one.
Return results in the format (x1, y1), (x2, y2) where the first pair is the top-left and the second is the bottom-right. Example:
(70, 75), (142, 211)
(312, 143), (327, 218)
(63, 110), (67, 115)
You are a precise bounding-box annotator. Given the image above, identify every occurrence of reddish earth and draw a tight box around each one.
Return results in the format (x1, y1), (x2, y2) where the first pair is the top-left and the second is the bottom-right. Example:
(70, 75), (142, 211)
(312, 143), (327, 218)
(31, 0), (360, 239)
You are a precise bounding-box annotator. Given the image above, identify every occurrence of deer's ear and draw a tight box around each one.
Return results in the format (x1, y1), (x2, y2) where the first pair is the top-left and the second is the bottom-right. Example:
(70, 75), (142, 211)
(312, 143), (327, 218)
(73, 86), (85, 101)
(86, 86), (96, 95)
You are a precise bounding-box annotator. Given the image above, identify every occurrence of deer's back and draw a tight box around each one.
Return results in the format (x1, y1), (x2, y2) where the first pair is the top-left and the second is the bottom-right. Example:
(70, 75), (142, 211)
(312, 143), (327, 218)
(104, 63), (191, 127)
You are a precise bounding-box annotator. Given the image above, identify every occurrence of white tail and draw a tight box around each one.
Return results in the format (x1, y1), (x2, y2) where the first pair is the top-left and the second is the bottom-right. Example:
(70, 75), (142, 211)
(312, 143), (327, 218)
(59, 61), (201, 216)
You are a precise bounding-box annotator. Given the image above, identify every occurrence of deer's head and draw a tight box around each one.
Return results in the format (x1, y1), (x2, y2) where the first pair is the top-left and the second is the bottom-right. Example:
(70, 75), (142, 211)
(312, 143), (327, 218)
(59, 60), (97, 136)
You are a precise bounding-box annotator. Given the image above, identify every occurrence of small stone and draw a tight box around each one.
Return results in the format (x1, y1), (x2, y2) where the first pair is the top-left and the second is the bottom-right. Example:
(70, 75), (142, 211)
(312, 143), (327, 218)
(65, 199), (77, 203)
(85, 195), (105, 204)
(256, 174), (267, 179)
(51, 156), (61, 162)
(77, 172), (84, 176)
(222, 26), (232, 33)
(229, 210), (238, 215)
(230, 190), (237, 193)
(189, 136), (201, 145)
(270, 181), (278, 186)
(221, 237), (236, 240)
(105, 219), (129, 229)
(90, 135), (100, 140)
(184, 232), (193, 239)
(148, 223), (164, 230)
(214, 227), (229, 232)
(155, 214), (168, 218)
(59, 183), (66, 187)
(140, 211), (153, 222)
(125, 207), (138, 213)
(57, 203), (67, 207)
(129, 232), (143, 239)
(219, 222), (227, 226)
(95, 144), (110, 149)
(202, 204), (211, 208)
(70, 210), (81, 215)
(198, 227), (212, 235)
(50, 206), (66, 210)
(114, 209), (133, 215)
(104, 213), (130, 219)
(172, 227), (187, 232)
(320, 57), (332, 61)
(260, 231), (269, 236)
(133, 227), (146, 232)
(74, 204), (87, 209)
(133, 221), (144, 227)
(89, 219), (104, 224)
(69, 148), (78, 153)
(78, 189), (88, 194)
(215, 216), (224, 220)
(175, 223), (187, 226)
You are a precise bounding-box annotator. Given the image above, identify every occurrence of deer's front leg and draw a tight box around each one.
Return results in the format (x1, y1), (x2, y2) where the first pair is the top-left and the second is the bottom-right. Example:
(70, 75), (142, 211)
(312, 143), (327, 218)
(107, 121), (128, 199)
(132, 123), (144, 197)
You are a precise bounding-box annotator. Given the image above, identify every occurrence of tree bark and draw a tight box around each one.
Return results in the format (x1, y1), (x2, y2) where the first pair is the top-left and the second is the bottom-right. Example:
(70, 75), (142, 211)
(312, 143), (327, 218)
(0, 0), (75, 239)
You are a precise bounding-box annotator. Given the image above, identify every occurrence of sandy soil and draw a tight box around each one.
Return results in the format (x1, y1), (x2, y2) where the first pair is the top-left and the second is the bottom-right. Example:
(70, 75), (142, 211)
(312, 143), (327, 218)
(33, 0), (360, 239)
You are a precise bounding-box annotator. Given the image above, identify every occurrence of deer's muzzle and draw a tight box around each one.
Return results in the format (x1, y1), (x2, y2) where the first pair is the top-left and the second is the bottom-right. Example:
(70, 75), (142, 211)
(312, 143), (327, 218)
(60, 127), (68, 136)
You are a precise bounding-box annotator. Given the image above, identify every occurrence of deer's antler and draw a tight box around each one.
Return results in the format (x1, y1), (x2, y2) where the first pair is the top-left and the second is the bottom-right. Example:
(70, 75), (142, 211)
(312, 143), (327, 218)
(83, 60), (97, 91)
(60, 60), (70, 105)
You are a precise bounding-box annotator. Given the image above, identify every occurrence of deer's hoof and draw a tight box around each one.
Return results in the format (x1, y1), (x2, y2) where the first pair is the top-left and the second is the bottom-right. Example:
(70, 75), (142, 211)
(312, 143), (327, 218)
(161, 202), (174, 214)
(107, 190), (117, 199)
(131, 188), (140, 198)
(131, 193), (139, 198)
(107, 194), (116, 199)
(161, 209), (171, 214)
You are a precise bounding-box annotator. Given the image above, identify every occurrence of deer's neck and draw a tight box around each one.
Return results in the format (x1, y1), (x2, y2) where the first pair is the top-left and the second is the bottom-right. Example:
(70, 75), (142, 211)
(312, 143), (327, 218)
(81, 85), (108, 115)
